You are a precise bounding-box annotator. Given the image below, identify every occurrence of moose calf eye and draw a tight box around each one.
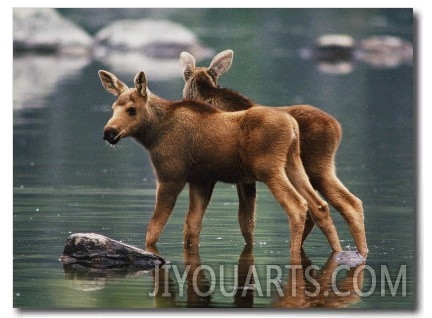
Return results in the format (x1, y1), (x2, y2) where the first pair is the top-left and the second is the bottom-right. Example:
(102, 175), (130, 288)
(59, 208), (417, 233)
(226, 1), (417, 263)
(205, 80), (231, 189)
(127, 107), (137, 116)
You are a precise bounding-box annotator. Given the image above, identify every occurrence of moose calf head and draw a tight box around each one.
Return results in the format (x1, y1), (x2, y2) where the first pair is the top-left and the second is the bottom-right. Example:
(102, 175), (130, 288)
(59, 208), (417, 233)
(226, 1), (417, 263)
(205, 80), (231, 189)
(99, 70), (149, 145)
(180, 49), (234, 99)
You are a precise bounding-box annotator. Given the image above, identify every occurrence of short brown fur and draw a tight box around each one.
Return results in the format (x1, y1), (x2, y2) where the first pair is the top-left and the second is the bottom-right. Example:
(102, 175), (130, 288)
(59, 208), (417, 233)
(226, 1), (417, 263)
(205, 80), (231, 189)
(180, 50), (367, 256)
(99, 70), (343, 260)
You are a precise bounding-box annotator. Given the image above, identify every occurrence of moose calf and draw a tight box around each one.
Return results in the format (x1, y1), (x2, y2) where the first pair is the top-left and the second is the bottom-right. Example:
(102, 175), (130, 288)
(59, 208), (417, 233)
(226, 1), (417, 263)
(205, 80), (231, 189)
(99, 70), (342, 259)
(180, 50), (367, 257)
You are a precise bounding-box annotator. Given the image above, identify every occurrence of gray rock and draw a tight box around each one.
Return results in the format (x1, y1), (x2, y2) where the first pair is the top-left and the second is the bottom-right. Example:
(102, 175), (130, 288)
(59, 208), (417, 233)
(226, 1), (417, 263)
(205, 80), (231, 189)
(59, 233), (165, 270)
(13, 8), (92, 56)
(13, 11), (213, 79)
(333, 250), (365, 267)
(93, 19), (213, 79)
(300, 33), (413, 74)
(94, 18), (209, 58)
(357, 35), (413, 68)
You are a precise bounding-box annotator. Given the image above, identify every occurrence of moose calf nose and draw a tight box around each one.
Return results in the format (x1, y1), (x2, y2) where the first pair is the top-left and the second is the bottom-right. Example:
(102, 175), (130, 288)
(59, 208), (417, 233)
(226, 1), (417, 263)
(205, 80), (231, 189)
(103, 127), (119, 144)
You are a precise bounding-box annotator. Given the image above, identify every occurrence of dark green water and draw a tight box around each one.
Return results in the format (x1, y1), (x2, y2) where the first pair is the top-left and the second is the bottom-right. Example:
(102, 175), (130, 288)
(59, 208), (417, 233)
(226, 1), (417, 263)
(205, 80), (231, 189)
(13, 8), (414, 309)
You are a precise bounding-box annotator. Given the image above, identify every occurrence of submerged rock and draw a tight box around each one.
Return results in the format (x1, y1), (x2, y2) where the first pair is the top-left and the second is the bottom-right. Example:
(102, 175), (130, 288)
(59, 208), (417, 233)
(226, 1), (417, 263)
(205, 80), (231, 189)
(333, 250), (366, 267)
(59, 233), (165, 270)
(13, 8), (92, 56)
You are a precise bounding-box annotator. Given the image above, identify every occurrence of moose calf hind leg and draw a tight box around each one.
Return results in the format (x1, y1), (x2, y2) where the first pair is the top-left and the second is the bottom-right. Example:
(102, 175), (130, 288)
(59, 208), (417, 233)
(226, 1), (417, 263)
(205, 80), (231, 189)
(314, 174), (368, 256)
(302, 213), (315, 244)
(264, 174), (308, 256)
(285, 153), (343, 253)
(183, 182), (215, 247)
(237, 183), (257, 244)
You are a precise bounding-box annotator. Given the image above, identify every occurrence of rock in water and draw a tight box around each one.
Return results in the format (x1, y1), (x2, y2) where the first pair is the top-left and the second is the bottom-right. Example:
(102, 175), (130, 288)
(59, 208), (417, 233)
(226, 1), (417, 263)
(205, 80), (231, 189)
(357, 35), (413, 68)
(13, 8), (92, 56)
(333, 251), (366, 267)
(93, 18), (213, 79)
(300, 33), (413, 74)
(94, 19), (211, 59)
(59, 233), (165, 270)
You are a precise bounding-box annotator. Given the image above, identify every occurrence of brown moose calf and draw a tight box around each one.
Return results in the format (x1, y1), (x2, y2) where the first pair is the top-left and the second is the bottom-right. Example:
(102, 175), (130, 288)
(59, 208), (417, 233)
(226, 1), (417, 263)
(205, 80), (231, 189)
(180, 50), (367, 257)
(99, 70), (342, 259)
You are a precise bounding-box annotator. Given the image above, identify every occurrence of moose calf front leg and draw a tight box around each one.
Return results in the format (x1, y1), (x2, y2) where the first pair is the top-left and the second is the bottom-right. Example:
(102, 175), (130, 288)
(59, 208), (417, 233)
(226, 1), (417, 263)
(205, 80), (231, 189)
(146, 181), (185, 247)
(263, 173), (308, 261)
(285, 132), (342, 253)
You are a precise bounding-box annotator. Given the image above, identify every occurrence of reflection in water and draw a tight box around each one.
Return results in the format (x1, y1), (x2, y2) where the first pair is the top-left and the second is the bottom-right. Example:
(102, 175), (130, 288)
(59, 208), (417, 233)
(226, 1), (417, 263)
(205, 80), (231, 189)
(62, 261), (156, 292)
(13, 55), (90, 109)
(273, 251), (365, 308)
(149, 244), (256, 308)
(62, 244), (365, 308)
(62, 251), (160, 292)
(234, 244), (255, 308)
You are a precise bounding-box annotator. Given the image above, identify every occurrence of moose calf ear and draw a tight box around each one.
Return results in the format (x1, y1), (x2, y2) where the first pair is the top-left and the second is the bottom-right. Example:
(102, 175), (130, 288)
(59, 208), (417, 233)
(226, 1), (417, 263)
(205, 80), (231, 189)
(208, 50), (233, 79)
(134, 71), (147, 97)
(98, 70), (128, 96)
(179, 51), (196, 81)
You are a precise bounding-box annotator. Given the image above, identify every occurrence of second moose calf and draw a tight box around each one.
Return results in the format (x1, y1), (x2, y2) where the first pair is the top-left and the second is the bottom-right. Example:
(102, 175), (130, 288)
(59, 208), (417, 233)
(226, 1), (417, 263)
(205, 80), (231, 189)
(180, 50), (367, 257)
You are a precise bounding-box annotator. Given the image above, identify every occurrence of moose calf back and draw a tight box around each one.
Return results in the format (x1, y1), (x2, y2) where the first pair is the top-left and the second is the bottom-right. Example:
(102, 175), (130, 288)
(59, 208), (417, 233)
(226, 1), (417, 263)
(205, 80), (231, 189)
(156, 105), (298, 184)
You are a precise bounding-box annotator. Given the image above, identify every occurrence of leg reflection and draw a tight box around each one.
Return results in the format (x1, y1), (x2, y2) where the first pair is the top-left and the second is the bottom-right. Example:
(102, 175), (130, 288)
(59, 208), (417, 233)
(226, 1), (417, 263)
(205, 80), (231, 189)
(234, 244), (255, 308)
(183, 246), (212, 307)
(273, 251), (366, 308)
(149, 245), (177, 308)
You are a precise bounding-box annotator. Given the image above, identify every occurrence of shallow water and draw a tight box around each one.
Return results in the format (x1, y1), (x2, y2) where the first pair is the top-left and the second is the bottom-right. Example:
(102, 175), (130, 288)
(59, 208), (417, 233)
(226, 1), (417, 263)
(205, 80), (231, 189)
(13, 8), (414, 309)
